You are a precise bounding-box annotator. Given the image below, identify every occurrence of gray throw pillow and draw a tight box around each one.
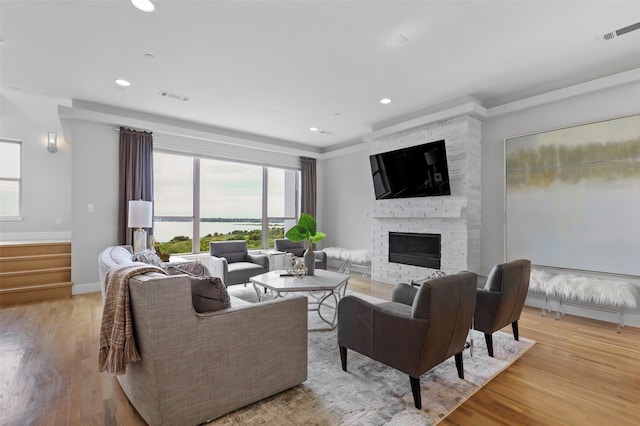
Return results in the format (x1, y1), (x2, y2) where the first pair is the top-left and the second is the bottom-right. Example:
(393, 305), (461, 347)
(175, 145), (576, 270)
(132, 249), (163, 267)
(190, 276), (231, 313)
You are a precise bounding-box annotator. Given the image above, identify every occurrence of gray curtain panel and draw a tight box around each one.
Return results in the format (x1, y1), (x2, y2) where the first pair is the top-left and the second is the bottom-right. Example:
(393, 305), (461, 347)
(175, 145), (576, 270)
(118, 127), (154, 246)
(300, 156), (317, 218)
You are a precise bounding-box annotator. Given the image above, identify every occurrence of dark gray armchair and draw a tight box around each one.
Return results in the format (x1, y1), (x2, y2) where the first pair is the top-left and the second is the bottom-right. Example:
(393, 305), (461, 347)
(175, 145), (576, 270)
(473, 259), (531, 357)
(337, 272), (477, 409)
(274, 238), (327, 270)
(209, 240), (269, 286)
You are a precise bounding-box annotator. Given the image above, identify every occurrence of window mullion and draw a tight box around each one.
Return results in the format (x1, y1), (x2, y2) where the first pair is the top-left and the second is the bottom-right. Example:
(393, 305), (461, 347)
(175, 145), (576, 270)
(261, 167), (268, 249)
(193, 157), (201, 253)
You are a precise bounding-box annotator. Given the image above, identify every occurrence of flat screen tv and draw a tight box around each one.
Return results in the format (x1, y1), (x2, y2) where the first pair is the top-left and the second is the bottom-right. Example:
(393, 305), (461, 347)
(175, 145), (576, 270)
(369, 139), (451, 200)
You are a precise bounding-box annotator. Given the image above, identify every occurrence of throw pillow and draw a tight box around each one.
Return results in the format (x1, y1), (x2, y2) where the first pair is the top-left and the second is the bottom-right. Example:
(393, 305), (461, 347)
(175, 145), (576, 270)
(190, 276), (231, 313)
(132, 249), (163, 267)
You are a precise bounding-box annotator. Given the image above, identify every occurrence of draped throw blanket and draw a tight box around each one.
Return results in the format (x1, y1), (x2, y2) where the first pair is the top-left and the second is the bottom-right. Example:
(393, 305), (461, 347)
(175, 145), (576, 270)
(98, 262), (167, 375)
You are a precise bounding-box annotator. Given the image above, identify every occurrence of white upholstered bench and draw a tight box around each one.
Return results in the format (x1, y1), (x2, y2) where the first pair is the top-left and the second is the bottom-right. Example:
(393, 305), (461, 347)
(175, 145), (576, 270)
(529, 268), (638, 332)
(323, 247), (371, 277)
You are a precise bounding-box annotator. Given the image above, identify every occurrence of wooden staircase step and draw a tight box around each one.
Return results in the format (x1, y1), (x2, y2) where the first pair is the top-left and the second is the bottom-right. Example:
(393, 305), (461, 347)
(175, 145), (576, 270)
(0, 253), (71, 272)
(0, 241), (73, 305)
(0, 281), (73, 306)
(0, 242), (71, 257)
(0, 267), (71, 289)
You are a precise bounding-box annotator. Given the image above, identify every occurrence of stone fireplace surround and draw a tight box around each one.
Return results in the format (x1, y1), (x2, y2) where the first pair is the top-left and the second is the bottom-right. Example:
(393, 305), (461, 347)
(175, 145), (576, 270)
(370, 116), (482, 285)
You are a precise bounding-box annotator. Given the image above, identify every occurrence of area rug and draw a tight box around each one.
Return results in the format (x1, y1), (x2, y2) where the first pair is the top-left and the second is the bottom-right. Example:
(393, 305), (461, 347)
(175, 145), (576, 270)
(213, 286), (535, 425)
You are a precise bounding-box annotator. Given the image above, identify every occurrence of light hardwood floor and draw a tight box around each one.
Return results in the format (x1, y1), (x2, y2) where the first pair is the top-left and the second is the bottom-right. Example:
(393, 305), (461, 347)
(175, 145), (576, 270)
(1, 274), (638, 425)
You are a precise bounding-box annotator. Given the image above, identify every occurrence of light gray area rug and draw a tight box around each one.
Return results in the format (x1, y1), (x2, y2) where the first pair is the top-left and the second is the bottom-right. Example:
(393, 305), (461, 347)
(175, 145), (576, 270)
(212, 286), (535, 425)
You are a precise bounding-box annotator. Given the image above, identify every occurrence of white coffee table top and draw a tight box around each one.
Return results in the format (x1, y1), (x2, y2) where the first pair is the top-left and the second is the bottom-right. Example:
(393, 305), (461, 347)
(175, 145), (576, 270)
(250, 269), (349, 292)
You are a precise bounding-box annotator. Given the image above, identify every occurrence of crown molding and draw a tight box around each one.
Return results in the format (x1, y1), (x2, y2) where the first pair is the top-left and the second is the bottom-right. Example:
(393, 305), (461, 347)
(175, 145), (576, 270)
(58, 101), (322, 158)
(362, 100), (487, 143)
(487, 68), (640, 117)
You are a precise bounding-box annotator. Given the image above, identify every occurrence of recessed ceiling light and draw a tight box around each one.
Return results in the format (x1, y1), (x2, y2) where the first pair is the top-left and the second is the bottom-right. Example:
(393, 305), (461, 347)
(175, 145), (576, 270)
(380, 98), (392, 105)
(131, 0), (155, 12)
(309, 127), (319, 132)
(114, 79), (131, 87)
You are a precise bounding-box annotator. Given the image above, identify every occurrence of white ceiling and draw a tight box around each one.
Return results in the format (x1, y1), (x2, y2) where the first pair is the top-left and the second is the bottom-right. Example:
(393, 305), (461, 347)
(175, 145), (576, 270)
(2, 1), (640, 151)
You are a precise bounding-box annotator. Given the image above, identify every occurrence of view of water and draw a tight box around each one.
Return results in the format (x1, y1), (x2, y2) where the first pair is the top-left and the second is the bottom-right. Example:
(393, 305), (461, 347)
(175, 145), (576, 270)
(154, 221), (283, 242)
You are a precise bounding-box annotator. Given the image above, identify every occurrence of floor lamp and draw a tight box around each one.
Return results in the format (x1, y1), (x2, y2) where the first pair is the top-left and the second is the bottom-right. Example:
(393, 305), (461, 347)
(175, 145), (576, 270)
(128, 200), (152, 253)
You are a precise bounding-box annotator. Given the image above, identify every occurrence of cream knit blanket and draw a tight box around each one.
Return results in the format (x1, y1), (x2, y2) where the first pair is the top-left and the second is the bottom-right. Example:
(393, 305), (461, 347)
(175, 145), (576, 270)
(98, 262), (166, 375)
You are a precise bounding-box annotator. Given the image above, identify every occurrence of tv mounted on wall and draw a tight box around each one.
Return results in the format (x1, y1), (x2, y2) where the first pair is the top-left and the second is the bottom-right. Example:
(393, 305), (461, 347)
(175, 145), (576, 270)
(369, 139), (451, 200)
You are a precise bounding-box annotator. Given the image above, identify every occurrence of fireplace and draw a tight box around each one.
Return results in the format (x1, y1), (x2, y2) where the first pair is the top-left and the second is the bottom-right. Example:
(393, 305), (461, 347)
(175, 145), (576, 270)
(389, 232), (441, 269)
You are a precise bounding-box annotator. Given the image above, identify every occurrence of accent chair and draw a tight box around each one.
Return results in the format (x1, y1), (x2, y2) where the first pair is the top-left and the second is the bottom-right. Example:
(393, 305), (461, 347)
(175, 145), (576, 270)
(274, 238), (327, 270)
(473, 259), (531, 357)
(337, 272), (477, 409)
(210, 240), (269, 286)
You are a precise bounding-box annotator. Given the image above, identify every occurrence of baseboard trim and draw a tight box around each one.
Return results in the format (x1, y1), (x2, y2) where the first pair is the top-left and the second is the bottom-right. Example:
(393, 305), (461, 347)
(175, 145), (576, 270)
(73, 282), (100, 295)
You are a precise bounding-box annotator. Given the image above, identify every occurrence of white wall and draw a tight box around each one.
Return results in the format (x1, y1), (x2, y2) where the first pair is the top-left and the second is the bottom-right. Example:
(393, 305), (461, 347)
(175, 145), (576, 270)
(4, 78), (638, 325)
(1, 94), (313, 293)
(70, 120), (120, 292)
(320, 81), (640, 274)
(0, 91), (72, 240)
(320, 80), (640, 325)
(65, 102), (307, 293)
(318, 148), (373, 251)
(480, 81), (640, 326)
(480, 80), (640, 274)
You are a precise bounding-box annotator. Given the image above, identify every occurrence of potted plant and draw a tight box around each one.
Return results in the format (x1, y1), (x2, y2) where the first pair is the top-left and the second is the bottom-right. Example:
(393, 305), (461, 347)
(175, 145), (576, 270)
(285, 213), (326, 275)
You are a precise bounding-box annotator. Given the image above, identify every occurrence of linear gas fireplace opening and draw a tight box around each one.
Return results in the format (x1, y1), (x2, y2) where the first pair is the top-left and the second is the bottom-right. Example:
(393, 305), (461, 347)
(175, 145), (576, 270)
(389, 232), (441, 269)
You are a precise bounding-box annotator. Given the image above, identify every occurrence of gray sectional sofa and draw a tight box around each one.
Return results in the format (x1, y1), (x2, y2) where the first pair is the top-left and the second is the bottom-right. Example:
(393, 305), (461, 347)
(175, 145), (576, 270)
(98, 245), (308, 426)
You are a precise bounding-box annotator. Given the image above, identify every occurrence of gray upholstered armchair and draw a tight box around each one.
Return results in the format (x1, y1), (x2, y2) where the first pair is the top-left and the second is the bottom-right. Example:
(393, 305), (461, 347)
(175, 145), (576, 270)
(274, 238), (327, 270)
(337, 272), (477, 409)
(210, 240), (269, 286)
(474, 259), (531, 357)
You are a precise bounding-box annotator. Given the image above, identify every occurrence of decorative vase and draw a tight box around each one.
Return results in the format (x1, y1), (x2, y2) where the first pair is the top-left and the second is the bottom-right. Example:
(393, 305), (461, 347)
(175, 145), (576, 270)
(303, 247), (315, 276)
(284, 253), (296, 274)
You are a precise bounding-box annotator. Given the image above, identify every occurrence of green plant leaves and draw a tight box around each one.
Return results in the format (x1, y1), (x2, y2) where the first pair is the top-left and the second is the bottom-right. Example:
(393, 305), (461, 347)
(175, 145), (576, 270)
(298, 213), (317, 236)
(284, 213), (326, 244)
(285, 224), (306, 242)
(310, 232), (326, 244)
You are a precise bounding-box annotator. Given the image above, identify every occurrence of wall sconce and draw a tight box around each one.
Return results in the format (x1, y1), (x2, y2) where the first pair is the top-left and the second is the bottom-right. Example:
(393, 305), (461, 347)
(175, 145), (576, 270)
(128, 199), (153, 253)
(47, 132), (58, 153)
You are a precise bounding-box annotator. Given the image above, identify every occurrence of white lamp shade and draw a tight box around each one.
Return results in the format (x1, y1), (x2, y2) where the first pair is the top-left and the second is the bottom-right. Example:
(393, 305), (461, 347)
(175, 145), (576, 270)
(128, 200), (153, 228)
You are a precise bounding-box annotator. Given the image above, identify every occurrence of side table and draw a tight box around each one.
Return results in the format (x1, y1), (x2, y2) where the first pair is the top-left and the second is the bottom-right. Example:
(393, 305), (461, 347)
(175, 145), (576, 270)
(260, 249), (286, 271)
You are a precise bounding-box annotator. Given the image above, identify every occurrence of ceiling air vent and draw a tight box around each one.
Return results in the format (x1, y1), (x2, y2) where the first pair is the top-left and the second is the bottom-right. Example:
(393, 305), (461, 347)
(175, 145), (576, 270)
(601, 21), (640, 41)
(159, 90), (189, 101)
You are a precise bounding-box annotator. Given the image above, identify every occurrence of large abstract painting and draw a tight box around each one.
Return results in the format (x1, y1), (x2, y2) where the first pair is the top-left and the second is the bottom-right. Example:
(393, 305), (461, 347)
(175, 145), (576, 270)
(505, 114), (640, 276)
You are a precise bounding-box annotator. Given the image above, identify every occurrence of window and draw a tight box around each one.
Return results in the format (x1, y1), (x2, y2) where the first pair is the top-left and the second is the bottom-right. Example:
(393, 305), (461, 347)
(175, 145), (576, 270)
(153, 151), (299, 254)
(153, 152), (194, 253)
(0, 139), (22, 218)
